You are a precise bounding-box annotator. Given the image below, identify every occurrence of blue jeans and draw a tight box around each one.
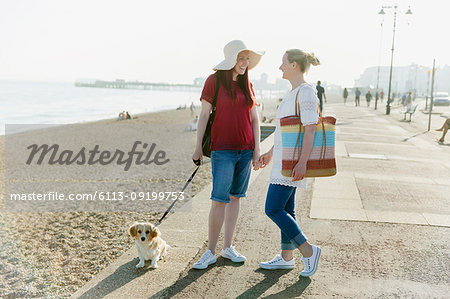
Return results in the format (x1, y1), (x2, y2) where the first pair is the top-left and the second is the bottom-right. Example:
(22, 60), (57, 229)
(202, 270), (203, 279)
(210, 149), (253, 203)
(265, 183), (308, 250)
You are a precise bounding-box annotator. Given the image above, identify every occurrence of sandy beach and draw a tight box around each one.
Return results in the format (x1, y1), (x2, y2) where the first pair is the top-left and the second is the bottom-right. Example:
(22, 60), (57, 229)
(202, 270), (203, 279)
(0, 94), (288, 298)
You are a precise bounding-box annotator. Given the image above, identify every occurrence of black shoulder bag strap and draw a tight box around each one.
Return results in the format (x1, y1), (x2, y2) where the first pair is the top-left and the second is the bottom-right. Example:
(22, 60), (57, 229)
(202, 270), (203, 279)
(209, 76), (220, 125)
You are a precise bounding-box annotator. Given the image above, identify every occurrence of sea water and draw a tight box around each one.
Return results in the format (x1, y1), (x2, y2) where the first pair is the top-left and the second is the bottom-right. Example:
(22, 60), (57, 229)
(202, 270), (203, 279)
(0, 80), (202, 135)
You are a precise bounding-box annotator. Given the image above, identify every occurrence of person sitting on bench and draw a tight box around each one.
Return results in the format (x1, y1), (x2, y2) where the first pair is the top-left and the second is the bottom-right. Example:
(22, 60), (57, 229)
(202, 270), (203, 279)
(436, 118), (450, 143)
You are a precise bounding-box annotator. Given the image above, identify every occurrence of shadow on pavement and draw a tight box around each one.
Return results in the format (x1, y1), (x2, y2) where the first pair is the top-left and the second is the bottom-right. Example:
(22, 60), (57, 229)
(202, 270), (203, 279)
(437, 141), (450, 146)
(77, 258), (148, 299)
(262, 276), (311, 298)
(402, 131), (428, 142)
(149, 266), (214, 298)
(235, 268), (309, 299)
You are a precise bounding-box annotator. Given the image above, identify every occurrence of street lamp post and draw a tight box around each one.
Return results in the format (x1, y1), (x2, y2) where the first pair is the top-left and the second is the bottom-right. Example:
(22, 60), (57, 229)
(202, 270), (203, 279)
(413, 63), (418, 100)
(378, 5), (413, 115)
(374, 14), (384, 110)
(428, 60), (436, 131)
(385, 5), (397, 115)
(425, 69), (431, 110)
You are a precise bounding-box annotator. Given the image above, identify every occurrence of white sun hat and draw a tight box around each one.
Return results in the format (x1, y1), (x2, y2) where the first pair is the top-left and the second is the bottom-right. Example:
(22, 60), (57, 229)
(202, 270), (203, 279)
(213, 40), (265, 71)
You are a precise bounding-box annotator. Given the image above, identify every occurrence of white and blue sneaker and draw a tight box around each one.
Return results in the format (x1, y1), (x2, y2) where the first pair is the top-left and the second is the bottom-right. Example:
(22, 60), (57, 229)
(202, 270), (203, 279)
(221, 246), (247, 263)
(193, 249), (216, 269)
(300, 245), (321, 277)
(259, 254), (295, 270)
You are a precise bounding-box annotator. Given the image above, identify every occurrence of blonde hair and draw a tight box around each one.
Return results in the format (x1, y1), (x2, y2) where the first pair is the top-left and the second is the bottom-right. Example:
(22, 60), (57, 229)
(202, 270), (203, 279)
(285, 49), (320, 73)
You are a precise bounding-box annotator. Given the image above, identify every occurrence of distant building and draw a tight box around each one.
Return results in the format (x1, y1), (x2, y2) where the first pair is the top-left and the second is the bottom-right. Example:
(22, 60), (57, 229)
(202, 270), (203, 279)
(325, 83), (343, 95)
(275, 78), (291, 90)
(193, 77), (206, 86)
(355, 64), (450, 95)
(193, 73), (290, 92)
(259, 73), (268, 84)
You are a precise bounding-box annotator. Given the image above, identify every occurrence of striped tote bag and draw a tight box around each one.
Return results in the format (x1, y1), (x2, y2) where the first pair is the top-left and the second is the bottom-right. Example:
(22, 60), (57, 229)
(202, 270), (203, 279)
(280, 90), (337, 178)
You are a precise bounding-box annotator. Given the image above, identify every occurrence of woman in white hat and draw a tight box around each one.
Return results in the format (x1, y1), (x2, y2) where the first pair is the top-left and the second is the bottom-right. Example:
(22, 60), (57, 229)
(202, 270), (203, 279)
(192, 40), (264, 269)
(257, 49), (322, 277)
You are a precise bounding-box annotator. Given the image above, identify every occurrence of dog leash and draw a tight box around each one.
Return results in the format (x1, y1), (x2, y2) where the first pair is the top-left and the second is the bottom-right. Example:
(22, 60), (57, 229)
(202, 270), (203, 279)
(155, 159), (208, 226)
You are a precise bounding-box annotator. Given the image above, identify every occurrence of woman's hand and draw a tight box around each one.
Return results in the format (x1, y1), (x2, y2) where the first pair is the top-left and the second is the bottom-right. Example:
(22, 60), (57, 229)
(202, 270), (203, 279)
(192, 147), (203, 165)
(291, 124), (316, 181)
(292, 161), (307, 181)
(252, 149), (261, 170)
(258, 149), (273, 169)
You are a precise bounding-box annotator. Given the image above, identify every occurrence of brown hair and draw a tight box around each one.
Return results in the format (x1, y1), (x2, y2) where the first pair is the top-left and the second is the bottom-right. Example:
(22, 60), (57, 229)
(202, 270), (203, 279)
(215, 69), (254, 106)
(285, 49), (320, 73)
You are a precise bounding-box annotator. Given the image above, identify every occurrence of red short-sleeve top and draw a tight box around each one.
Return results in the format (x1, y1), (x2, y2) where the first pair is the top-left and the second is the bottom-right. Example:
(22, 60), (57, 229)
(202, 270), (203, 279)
(200, 74), (255, 151)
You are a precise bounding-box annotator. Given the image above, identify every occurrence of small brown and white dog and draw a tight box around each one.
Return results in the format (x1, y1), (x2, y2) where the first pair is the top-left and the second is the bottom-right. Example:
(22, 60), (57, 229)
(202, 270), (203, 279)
(128, 222), (169, 269)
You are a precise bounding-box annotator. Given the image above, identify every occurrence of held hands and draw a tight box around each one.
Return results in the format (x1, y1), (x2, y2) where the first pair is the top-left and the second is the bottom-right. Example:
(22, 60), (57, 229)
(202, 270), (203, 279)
(252, 149), (261, 171)
(291, 162), (307, 181)
(255, 150), (273, 170)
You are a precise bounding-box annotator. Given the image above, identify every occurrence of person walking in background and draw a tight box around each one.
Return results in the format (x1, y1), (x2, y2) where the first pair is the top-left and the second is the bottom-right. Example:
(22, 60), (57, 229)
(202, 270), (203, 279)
(190, 101), (195, 116)
(365, 91), (372, 107)
(343, 88), (348, 105)
(316, 80), (326, 112)
(380, 90), (384, 102)
(257, 49), (322, 277)
(436, 118), (450, 143)
(405, 92), (413, 111)
(191, 40), (264, 269)
(355, 88), (361, 106)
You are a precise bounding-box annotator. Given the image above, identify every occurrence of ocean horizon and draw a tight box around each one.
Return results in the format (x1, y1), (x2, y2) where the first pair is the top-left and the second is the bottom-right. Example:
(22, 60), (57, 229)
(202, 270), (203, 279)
(0, 80), (204, 135)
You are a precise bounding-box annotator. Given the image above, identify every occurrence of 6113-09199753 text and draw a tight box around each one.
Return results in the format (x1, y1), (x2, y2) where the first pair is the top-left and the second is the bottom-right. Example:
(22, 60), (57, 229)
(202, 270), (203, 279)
(9, 191), (185, 201)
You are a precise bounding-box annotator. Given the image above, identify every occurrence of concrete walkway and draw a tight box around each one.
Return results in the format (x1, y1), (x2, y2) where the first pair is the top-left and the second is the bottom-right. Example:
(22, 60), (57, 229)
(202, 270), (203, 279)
(71, 102), (450, 298)
(311, 102), (450, 227)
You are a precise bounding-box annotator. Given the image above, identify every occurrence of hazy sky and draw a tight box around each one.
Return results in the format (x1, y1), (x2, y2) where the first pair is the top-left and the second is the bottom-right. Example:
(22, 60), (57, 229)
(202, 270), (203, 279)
(0, 0), (446, 87)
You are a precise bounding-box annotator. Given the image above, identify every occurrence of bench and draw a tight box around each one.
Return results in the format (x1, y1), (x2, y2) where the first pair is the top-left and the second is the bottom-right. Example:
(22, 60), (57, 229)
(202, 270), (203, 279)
(402, 104), (418, 121)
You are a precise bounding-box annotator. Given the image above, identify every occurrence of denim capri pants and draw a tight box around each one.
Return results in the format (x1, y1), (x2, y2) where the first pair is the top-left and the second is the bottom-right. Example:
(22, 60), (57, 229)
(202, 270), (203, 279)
(265, 183), (308, 250)
(210, 149), (253, 203)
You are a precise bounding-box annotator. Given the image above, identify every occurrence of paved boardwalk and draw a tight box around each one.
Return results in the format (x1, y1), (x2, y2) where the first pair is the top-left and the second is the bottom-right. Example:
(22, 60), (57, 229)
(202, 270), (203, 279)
(72, 103), (450, 298)
(312, 103), (450, 227)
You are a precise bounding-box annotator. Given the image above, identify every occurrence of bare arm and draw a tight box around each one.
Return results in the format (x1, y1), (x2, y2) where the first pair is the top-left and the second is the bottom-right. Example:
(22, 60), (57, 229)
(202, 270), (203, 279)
(250, 105), (261, 169)
(292, 124), (315, 181)
(192, 100), (212, 163)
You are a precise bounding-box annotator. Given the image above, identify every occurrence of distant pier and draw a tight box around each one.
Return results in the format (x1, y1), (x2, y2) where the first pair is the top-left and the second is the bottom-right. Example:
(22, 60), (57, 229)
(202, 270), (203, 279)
(74, 78), (289, 98)
(75, 79), (202, 92)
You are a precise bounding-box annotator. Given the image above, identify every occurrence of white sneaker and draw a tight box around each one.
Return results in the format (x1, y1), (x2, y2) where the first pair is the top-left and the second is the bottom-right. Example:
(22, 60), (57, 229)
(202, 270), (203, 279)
(193, 249), (216, 269)
(259, 254), (295, 270)
(221, 246), (246, 263)
(300, 245), (321, 277)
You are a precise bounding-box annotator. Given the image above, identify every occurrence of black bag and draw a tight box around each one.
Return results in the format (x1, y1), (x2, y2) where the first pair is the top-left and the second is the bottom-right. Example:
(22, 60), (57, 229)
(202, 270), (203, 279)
(201, 78), (220, 157)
